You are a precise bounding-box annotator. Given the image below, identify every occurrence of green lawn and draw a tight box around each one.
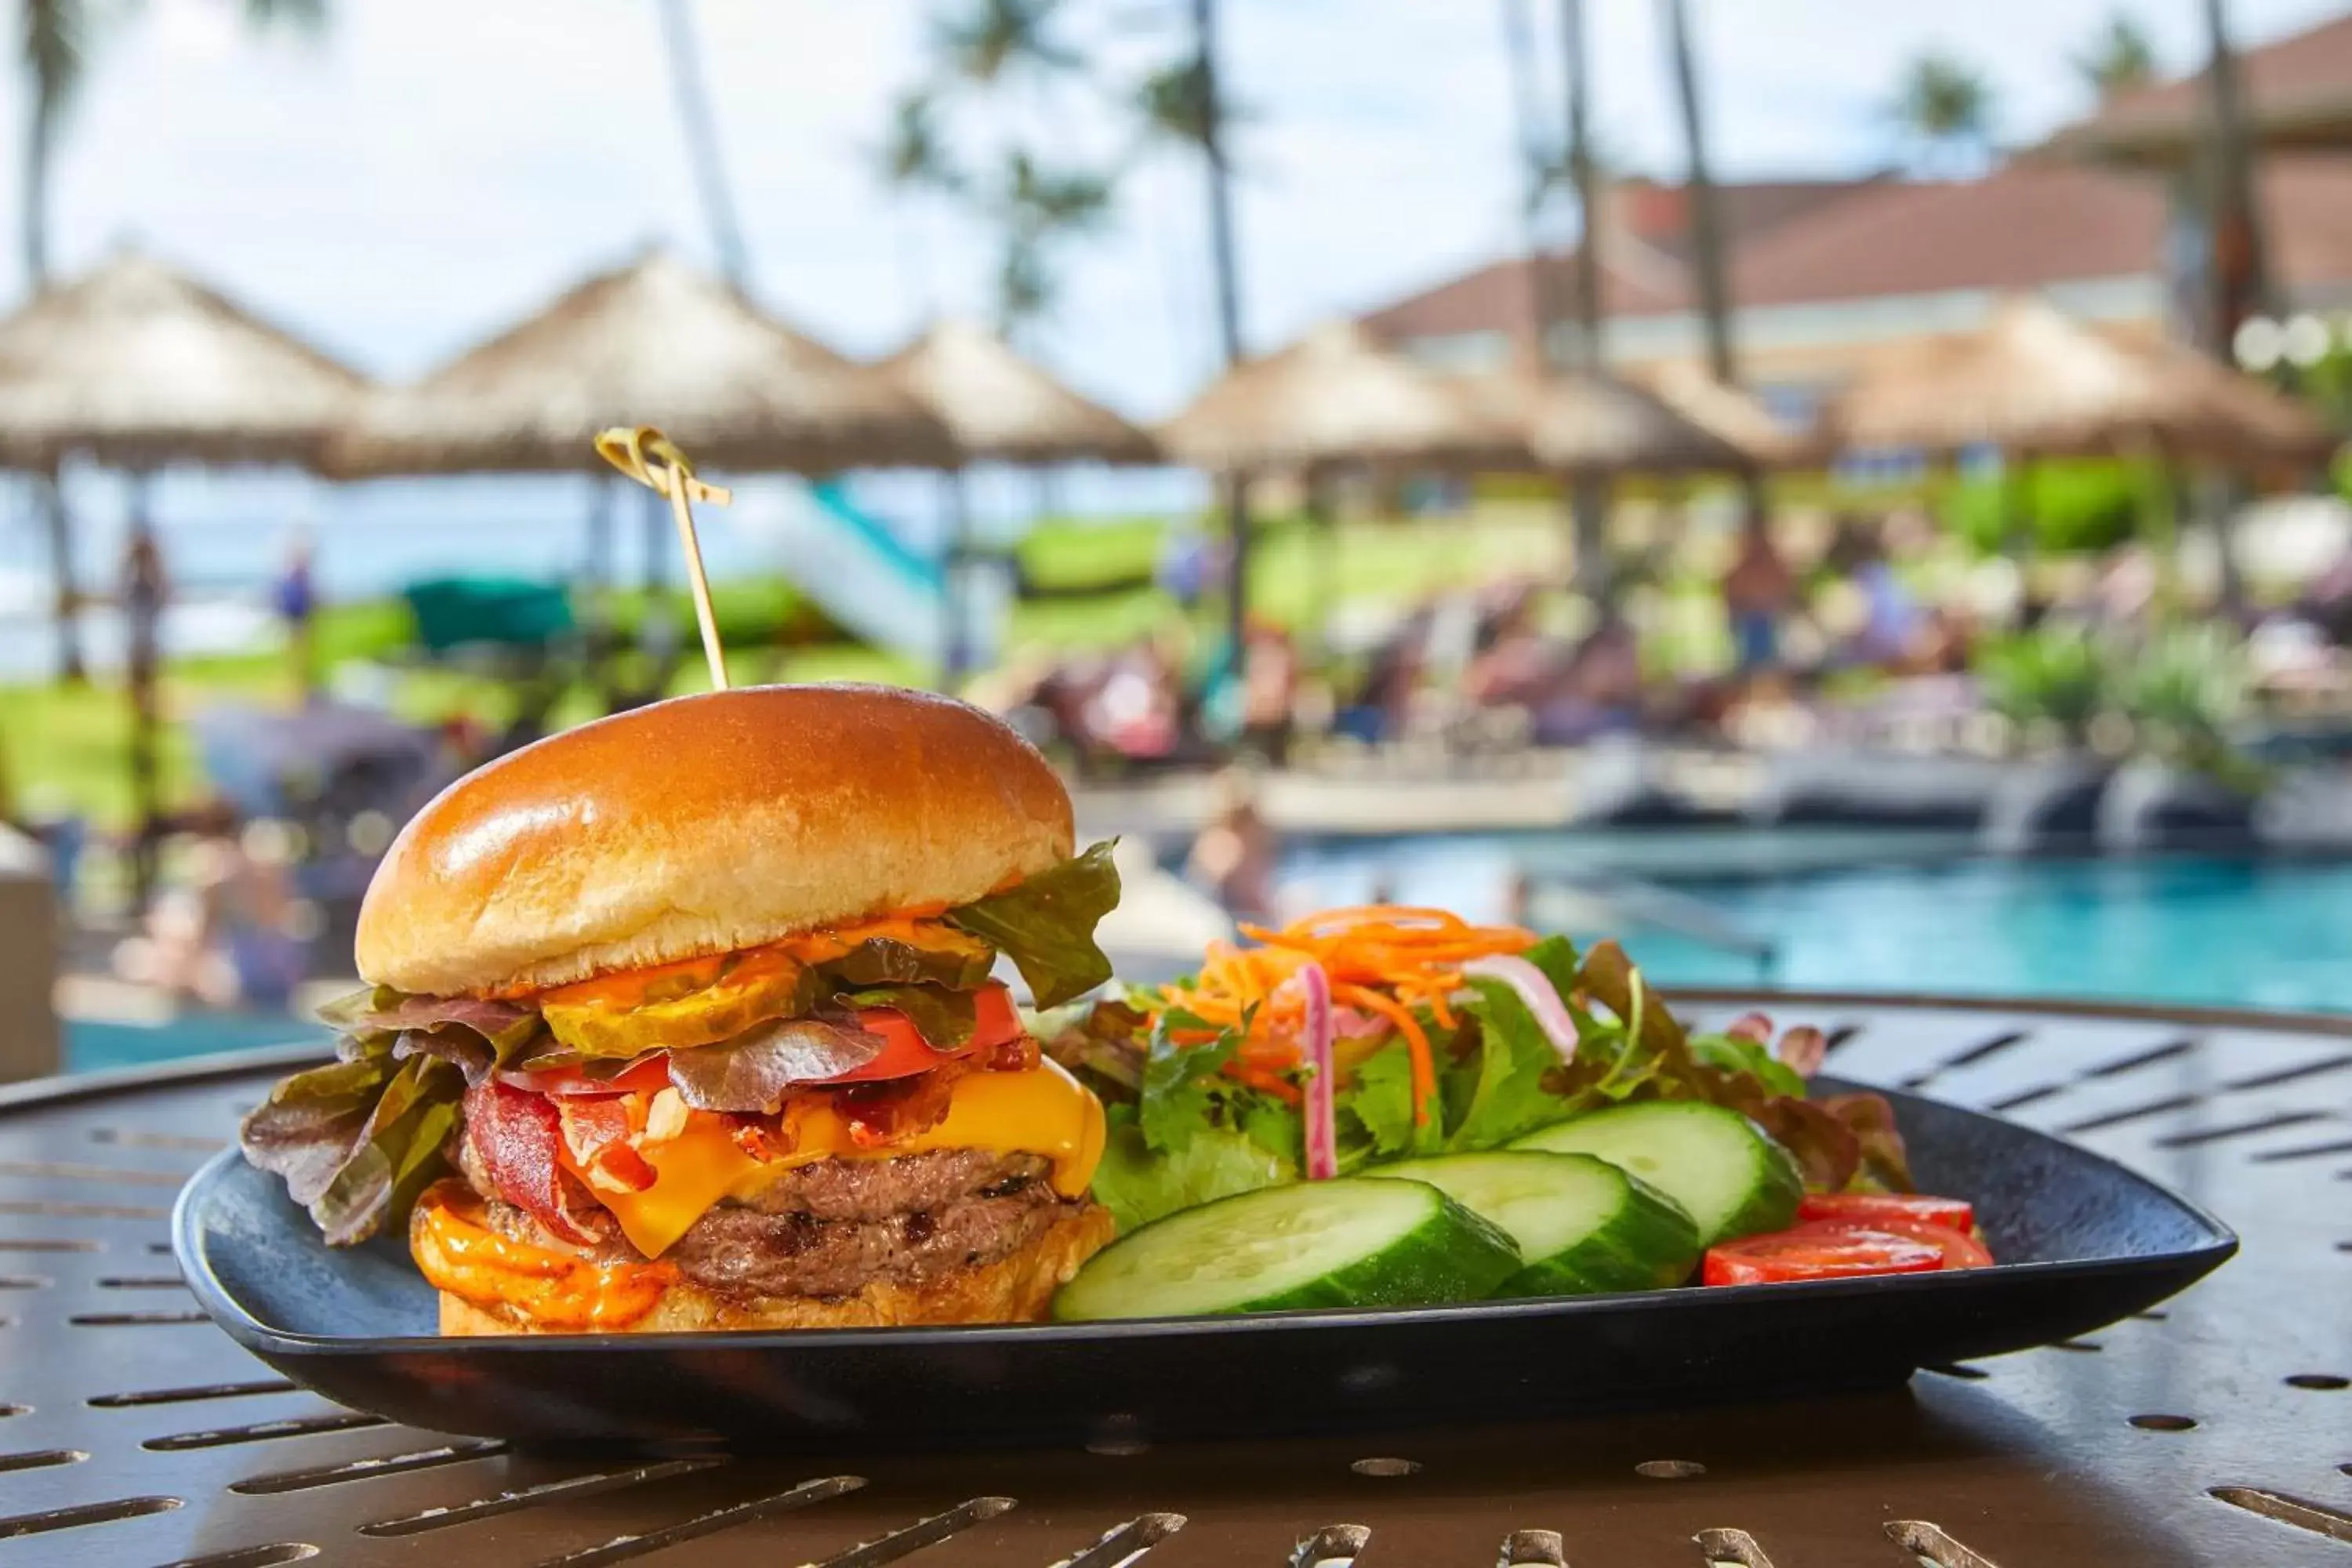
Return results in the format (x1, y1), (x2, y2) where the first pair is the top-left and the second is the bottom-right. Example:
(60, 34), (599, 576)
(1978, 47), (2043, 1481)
(2, 510), (1588, 829)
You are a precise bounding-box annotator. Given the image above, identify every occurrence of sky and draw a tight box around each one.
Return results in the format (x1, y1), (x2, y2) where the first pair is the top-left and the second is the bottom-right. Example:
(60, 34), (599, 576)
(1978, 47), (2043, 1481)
(11, 0), (2349, 423)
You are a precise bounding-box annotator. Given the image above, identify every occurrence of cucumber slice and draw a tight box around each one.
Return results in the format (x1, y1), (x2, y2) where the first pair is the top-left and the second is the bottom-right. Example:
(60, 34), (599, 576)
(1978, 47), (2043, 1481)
(1364, 1150), (1701, 1297)
(1511, 1101), (1801, 1246)
(1051, 1177), (1521, 1321)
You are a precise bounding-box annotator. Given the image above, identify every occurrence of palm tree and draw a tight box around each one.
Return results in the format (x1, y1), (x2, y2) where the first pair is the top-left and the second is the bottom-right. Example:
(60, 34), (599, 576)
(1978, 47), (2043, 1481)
(19, 0), (322, 683)
(881, 88), (963, 195)
(934, 0), (1082, 85)
(655, 0), (748, 288)
(988, 149), (1113, 339)
(1888, 51), (1995, 173)
(1661, 0), (1765, 542)
(2076, 11), (2159, 100)
(1497, 0), (1552, 354)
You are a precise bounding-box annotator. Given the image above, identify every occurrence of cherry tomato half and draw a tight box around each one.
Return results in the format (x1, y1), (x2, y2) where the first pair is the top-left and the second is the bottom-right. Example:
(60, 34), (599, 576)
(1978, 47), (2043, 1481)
(503, 983), (1024, 1094)
(1798, 1192), (1975, 1232)
(1702, 1221), (1944, 1287)
(1842, 1216), (1993, 1269)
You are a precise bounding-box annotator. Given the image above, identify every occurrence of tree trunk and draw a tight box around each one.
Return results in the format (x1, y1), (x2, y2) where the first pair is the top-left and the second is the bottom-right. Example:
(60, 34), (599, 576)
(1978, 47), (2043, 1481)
(27, 50), (71, 679)
(1191, 0), (1254, 704)
(1560, 0), (1610, 596)
(1664, 0), (1733, 385)
(23, 45), (54, 288)
(2198, 0), (2272, 358)
(1663, 0), (1766, 530)
(942, 468), (975, 685)
(125, 474), (162, 915)
(1498, 0), (1552, 359)
(38, 464), (83, 684)
(657, 0), (750, 289)
(1560, 0), (1602, 372)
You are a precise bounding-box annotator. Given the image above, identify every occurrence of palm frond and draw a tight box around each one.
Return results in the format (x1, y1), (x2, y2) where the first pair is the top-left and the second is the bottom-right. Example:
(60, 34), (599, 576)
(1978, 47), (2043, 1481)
(933, 0), (1083, 85)
(241, 0), (328, 31)
(880, 89), (962, 192)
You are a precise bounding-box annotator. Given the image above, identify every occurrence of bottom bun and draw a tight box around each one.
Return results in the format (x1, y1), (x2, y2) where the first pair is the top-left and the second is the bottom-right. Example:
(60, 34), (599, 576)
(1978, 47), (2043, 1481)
(437, 1201), (1117, 1336)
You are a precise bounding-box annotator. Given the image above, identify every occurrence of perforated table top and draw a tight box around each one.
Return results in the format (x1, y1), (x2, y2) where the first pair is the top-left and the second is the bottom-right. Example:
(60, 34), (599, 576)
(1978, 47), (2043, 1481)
(0, 992), (2344, 1567)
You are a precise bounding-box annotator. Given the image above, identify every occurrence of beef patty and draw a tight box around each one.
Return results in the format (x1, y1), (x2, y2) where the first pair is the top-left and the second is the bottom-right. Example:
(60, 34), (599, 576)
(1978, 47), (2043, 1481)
(479, 1148), (1073, 1303)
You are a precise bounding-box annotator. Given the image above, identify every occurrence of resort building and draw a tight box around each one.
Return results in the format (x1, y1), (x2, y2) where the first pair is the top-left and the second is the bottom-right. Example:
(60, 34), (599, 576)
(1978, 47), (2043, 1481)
(1356, 13), (2352, 426)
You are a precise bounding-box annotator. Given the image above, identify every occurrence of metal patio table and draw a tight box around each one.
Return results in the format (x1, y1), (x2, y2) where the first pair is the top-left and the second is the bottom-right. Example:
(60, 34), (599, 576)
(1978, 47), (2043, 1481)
(0, 991), (2345, 1567)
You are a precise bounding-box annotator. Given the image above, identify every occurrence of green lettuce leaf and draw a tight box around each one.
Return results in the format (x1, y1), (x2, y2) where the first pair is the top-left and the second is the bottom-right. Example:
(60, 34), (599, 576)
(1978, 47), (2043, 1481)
(241, 1044), (467, 1247)
(1335, 1044), (1440, 1166)
(1520, 933), (1581, 998)
(819, 937), (996, 992)
(1137, 1011), (1243, 1154)
(1446, 976), (1579, 1151)
(1090, 1109), (1292, 1232)
(1133, 1007), (1299, 1174)
(1690, 1032), (1808, 1101)
(946, 840), (1121, 1008)
(837, 985), (979, 1050)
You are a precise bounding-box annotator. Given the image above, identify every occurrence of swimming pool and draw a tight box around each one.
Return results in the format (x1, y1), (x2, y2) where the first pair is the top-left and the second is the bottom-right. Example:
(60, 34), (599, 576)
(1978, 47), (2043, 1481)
(1278, 837), (2352, 1015)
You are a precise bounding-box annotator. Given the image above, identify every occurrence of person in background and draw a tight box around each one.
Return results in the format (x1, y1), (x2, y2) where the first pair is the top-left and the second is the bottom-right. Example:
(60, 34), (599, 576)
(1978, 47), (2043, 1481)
(276, 528), (318, 702)
(1826, 517), (1926, 670)
(1722, 517), (1795, 677)
(1185, 768), (1277, 924)
(1240, 619), (1299, 764)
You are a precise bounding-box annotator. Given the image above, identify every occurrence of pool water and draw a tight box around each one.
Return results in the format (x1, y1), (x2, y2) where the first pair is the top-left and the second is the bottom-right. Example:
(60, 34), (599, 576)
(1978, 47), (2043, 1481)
(1279, 841), (2352, 1015)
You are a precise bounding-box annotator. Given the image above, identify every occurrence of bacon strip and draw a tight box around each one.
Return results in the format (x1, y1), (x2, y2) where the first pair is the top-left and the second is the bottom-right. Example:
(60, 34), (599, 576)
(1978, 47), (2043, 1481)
(463, 1080), (600, 1245)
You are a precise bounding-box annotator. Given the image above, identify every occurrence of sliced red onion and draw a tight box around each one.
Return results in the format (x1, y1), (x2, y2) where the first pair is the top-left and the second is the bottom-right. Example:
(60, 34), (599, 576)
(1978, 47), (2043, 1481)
(1461, 954), (1581, 1062)
(1299, 960), (1338, 1181)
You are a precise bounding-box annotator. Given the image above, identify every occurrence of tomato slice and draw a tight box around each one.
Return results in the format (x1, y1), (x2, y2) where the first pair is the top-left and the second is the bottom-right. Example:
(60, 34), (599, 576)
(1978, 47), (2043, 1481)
(1702, 1221), (1945, 1286)
(821, 983), (1024, 1083)
(1844, 1216), (1993, 1269)
(1798, 1192), (1975, 1232)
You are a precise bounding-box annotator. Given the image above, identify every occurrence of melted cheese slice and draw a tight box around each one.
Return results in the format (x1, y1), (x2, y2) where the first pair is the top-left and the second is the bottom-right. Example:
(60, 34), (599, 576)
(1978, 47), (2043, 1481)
(598, 1060), (1107, 1260)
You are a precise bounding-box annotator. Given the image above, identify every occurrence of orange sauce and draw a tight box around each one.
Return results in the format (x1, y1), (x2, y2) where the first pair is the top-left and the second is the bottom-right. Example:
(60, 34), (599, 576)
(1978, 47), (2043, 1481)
(412, 1185), (673, 1331)
(515, 913), (972, 1009)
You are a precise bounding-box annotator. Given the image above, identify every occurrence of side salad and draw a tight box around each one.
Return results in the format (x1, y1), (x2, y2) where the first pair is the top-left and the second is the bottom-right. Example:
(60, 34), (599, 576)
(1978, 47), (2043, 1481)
(1043, 906), (1988, 1321)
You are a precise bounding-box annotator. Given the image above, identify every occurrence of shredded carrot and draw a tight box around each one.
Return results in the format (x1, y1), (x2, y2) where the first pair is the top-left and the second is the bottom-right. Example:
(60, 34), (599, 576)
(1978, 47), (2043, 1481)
(1147, 902), (1539, 1125)
(1335, 983), (1436, 1123)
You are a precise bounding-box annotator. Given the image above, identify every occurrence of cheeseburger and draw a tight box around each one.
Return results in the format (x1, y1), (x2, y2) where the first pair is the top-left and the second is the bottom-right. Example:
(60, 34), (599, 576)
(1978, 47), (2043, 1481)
(241, 684), (1120, 1334)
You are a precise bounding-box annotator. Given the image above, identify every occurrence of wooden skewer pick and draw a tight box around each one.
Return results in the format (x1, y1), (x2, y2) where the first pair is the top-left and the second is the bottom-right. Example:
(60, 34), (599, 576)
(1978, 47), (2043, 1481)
(595, 426), (734, 691)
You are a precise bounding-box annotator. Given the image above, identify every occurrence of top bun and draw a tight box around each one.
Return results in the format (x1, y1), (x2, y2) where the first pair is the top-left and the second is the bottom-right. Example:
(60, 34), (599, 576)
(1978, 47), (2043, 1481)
(355, 684), (1073, 996)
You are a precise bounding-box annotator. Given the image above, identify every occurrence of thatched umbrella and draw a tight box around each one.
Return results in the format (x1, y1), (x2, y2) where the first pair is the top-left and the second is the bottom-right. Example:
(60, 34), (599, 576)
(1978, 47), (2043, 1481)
(873, 319), (1157, 678)
(1457, 361), (1753, 477)
(1159, 320), (1525, 667)
(0, 247), (371, 904)
(1831, 295), (2332, 608)
(0, 249), (368, 468)
(1640, 361), (1817, 470)
(1158, 320), (1527, 477)
(1447, 358), (1759, 594)
(877, 318), (1158, 466)
(331, 249), (956, 479)
(1828, 295), (2328, 463)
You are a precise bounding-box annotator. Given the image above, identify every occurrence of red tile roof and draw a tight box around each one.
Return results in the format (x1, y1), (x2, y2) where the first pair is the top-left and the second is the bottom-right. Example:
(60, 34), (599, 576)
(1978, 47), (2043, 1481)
(1727, 165), (2165, 306)
(2049, 12), (2352, 158)
(1358, 250), (1685, 344)
(1358, 158), (2352, 347)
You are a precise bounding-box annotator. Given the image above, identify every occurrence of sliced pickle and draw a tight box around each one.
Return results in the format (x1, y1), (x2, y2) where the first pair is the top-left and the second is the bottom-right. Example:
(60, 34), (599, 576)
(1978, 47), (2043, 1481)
(541, 949), (819, 1054)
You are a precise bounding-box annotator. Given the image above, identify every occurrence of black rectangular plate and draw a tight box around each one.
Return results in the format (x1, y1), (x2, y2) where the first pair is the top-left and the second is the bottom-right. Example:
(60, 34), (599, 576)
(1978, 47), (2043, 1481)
(176, 1078), (2235, 1450)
